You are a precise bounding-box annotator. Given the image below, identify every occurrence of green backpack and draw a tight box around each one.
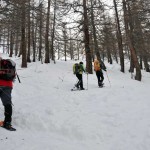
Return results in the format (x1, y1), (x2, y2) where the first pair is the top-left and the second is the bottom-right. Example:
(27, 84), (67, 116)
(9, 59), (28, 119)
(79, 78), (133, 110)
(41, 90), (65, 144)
(73, 63), (81, 74)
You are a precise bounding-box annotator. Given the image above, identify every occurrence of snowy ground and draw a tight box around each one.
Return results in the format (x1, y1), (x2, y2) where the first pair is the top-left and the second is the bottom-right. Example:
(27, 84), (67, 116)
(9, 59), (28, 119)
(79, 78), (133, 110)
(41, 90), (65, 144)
(0, 53), (150, 150)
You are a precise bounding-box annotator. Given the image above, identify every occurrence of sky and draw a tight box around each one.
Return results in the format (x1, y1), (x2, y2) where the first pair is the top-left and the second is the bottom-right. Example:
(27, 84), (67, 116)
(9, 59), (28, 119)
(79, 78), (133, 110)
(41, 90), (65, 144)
(0, 49), (150, 150)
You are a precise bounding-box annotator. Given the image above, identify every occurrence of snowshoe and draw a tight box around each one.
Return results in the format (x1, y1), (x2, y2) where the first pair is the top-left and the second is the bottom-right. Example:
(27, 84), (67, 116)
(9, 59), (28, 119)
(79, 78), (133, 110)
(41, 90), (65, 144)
(98, 82), (104, 88)
(0, 121), (16, 131)
(80, 88), (85, 90)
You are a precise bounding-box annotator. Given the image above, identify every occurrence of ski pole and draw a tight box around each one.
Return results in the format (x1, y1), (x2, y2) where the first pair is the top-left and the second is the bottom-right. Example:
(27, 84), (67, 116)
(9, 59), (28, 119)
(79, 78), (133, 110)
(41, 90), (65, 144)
(106, 71), (111, 87)
(87, 72), (88, 90)
(16, 73), (21, 83)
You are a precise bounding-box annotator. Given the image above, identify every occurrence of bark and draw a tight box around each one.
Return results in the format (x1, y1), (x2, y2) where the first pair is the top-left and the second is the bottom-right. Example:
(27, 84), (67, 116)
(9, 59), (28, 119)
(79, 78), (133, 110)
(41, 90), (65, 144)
(107, 47), (112, 64)
(90, 0), (101, 61)
(69, 29), (73, 60)
(123, 0), (141, 81)
(9, 31), (13, 57)
(62, 23), (67, 61)
(7, 28), (10, 54)
(114, 0), (125, 72)
(45, 0), (51, 63)
(38, 3), (43, 62)
(15, 30), (19, 56)
(83, 0), (92, 74)
(21, 0), (27, 68)
(51, 0), (56, 63)
(27, 0), (31, 62)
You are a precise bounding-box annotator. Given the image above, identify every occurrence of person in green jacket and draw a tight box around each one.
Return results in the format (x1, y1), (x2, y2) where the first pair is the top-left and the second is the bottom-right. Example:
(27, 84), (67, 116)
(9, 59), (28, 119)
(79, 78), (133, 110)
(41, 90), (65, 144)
(73, 62), (85, 90)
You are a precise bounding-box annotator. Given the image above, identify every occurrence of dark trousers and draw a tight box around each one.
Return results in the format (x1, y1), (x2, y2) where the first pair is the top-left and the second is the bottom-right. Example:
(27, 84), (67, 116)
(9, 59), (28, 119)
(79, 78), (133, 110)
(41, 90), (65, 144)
(96, 70), (104, 85)
(4, 104), (12, 123)
(0, 87), (12, 124)
(76, 74), (83, 89)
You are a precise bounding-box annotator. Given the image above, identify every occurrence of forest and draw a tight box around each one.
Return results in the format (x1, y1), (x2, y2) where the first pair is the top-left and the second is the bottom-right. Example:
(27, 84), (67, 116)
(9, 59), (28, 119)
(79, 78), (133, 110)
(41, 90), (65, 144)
(0, 0), (150, 81)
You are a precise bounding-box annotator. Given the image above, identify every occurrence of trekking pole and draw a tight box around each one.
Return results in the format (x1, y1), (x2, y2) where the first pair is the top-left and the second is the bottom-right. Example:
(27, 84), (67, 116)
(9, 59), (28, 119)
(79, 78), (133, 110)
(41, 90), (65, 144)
(87, 72), (88, 90)
(106, 71), (111, 87)
(16, 73), (21, 83)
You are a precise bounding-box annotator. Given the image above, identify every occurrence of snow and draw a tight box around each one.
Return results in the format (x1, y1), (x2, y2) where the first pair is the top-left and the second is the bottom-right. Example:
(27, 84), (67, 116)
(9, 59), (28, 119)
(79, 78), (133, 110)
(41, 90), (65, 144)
(0, 52), (150, 150)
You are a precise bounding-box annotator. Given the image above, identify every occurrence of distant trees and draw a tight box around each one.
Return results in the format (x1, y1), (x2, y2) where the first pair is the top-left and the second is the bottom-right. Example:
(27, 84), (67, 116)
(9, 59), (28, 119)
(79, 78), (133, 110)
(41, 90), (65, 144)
(122, 0), (142, 81)
(112, 0), (150, 81)
(0, 0), (149, 81)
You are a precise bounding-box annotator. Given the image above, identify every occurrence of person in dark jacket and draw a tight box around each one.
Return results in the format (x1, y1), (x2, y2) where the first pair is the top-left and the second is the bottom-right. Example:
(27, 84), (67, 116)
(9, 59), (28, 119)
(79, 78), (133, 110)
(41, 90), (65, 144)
(0, 57), (16, 131)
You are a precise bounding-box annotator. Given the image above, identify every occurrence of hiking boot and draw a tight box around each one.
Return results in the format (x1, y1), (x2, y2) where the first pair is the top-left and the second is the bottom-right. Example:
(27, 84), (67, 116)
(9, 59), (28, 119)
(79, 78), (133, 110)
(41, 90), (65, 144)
(3, 122), (11, 128)
(98, 82), (103, 87)
(80, 87), (85, 90)
(75, 84), (79, 89)
(3, 122), (16, 131)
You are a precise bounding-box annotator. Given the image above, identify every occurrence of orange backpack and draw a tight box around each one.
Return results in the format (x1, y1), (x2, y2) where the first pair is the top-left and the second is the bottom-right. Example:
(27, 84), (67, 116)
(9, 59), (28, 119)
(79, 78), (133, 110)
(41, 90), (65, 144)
(94, 60), (100, 71)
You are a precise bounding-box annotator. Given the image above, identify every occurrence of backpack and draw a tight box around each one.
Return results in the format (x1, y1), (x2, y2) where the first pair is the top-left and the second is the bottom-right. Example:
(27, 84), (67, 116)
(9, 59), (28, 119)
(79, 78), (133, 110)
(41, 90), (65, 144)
(73, 63), (81, 74)
(0, 59), (16, 81)
(94, 60), (101, 71)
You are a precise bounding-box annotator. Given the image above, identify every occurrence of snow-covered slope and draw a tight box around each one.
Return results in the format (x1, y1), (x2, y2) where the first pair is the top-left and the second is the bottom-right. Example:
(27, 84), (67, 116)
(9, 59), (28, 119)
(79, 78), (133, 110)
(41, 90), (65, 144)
(0, 53), (150, 150)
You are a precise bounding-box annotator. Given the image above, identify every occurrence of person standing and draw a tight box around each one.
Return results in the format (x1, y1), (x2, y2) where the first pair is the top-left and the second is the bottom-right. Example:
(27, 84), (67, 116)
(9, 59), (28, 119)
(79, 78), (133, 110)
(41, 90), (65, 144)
(73, 61), (86, 90)
(0, 57), (16, 131)
(94, 59), (106, 87)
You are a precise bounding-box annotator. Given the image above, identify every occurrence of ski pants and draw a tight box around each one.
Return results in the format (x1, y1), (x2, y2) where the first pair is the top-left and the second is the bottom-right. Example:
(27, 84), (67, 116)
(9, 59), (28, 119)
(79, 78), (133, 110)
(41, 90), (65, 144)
(76, 74), (83, 89)
(0, 87), (12, 123)
(96, 70), (104, 85)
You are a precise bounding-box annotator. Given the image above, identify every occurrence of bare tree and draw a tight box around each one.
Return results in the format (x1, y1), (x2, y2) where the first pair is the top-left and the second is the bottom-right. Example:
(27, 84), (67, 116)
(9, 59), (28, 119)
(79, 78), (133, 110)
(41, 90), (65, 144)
(83, 0), (92, 74)
(51, 0), (57, 63)
(27, 0), (31, 62)
(113, 0), (125, 72)
(21, 0), (27, 68)
(123, 0), (141, 81)
(45, 0), (51, 63)
(90, 0), (101, 62)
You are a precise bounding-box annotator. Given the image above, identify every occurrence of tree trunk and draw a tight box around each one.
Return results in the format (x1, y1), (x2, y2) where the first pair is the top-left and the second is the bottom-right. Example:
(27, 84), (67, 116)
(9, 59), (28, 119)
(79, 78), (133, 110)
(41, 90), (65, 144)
(114, 0), (125, 72)
(15, 30), (19, 56)
(57, 42), (60, 60)
(129, 56), (134, 73)
(9, 31), (13, 57)
(83, 0), (92, 74)
(21, 0), (27, 68)
(107, 47), (112, 64)
(51, 0), (56, 63)
(62, 23), (67, 61)
(139, 56), (143, 69)
(38, 3), (43, 62)
(27, 0), (31, 62)
(7, 28), (10, 54)
(90, 0), (101, 61)
(32, 18), (36, 62)
(45, 0), (51, 63)
(123, 0), (141, 81)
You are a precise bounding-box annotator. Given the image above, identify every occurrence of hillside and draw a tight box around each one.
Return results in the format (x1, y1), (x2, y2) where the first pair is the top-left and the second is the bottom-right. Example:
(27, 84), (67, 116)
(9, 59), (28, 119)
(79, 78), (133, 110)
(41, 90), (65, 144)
(0, 54), (150, 150)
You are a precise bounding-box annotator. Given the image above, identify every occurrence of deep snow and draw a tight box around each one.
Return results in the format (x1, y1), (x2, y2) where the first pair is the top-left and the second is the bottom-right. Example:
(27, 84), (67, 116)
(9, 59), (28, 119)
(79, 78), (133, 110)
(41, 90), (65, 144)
(0, 53), (150, 150)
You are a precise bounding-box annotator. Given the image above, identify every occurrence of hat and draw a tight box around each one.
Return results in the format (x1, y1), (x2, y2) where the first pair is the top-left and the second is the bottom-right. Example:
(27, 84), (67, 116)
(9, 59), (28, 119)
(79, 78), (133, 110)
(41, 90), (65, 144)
(79, 61), (83, 64)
